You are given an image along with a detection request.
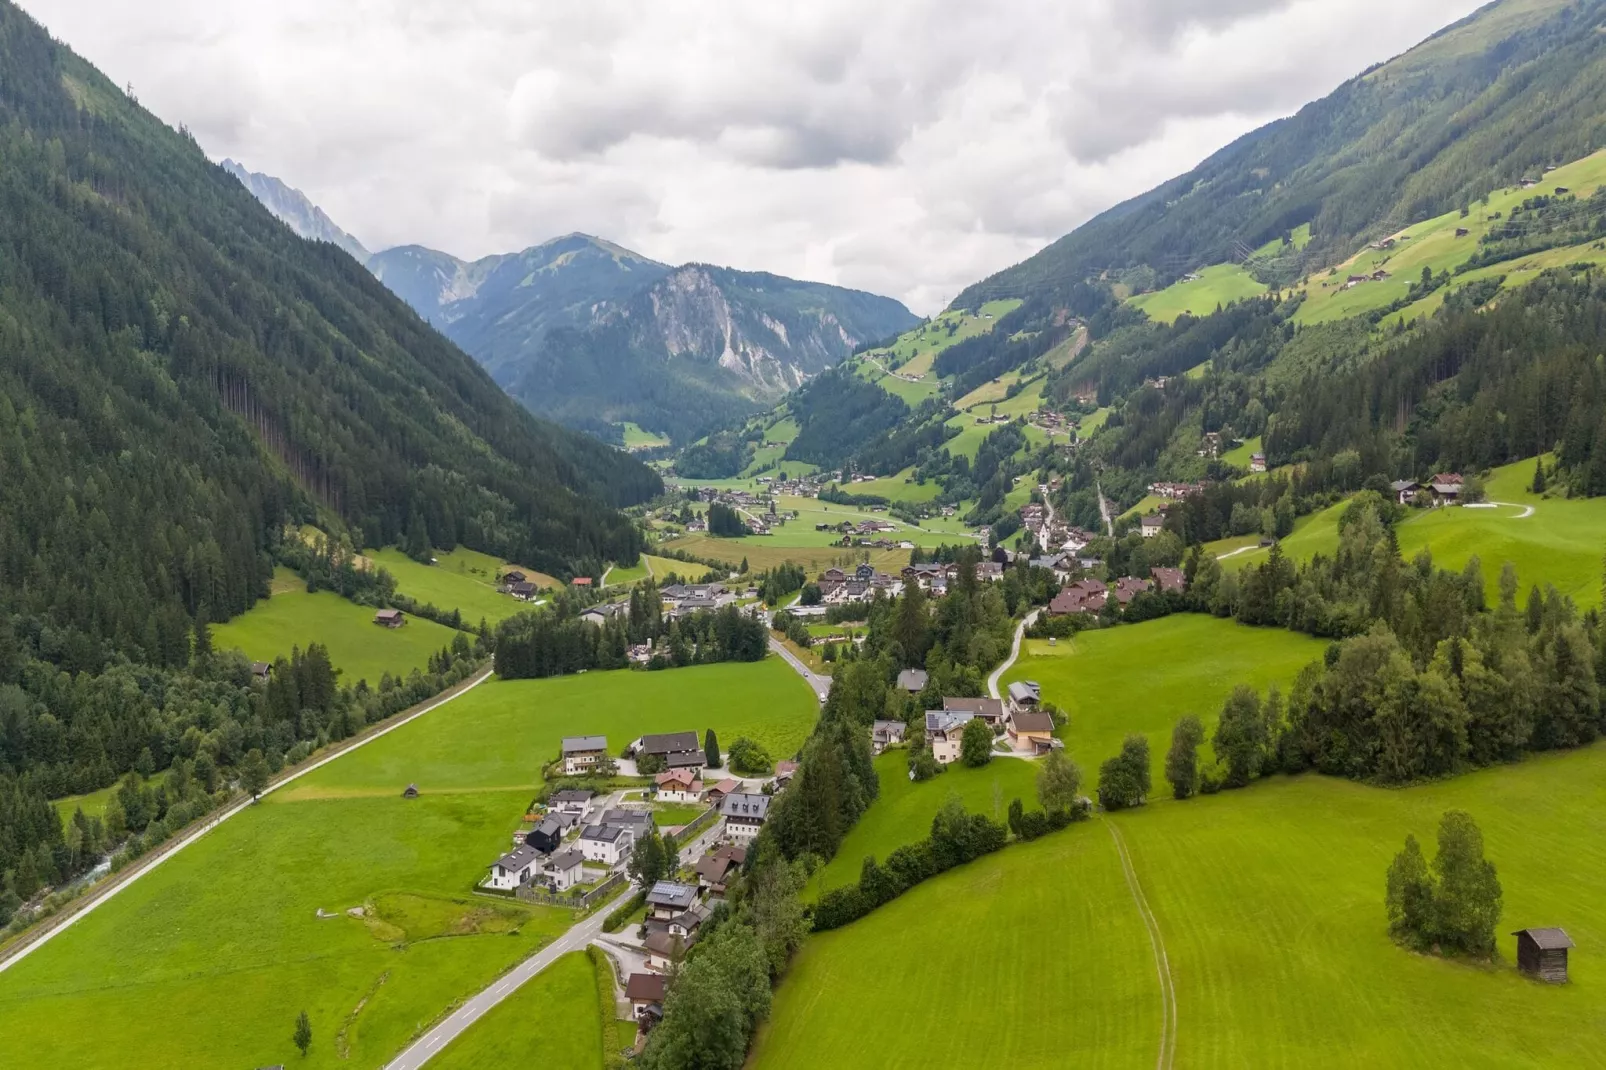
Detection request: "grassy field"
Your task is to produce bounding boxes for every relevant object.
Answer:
[1130,264,1268,324]
[754,743,1606,1069]
[1003,615,1327,783]
[843,469,944,504]
[662,535,909,576]
[430,951,607,1070]
[805,751,1039,900]
[620,422,670,450]
[52,771,169,825]
[0,659,816,1070]
[368,548,530,625]
[213,568,465,687]
[1221,435,1262,469]
[603,555,648,587]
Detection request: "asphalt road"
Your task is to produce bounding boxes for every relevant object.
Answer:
[768,636,831,702]
[988,608,1040,701]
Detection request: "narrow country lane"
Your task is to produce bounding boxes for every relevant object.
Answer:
[988,609,1040,701]
[768,636,831,702]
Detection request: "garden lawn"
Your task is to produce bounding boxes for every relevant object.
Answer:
[213,569,464,687]
[0,660,816,1070]
[368,548,530,625]
[804,750,1040,900]
[1003,615,1327,784]
[429,951,605,1070]
[755,743,1606,1069]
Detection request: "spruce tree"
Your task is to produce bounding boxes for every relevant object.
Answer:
[704,729,721,770]
[294,1010,312,1057]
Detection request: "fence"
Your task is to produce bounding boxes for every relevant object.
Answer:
[517,871,628,911]
[674,806,719,843]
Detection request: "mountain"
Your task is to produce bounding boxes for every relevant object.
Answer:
[0,0,658,672]
[221,158,371,261]
[369,235,921,443]
[955,0,1596,310]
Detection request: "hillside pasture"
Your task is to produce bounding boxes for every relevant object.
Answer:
[1129,264,1268,324]
[1003,615,1327,783]
[754,743,1606,1069]
[368,548,531,625]
[0,660,816,1070]
[213,569,464,687]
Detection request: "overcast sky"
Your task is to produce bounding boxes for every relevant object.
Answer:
[25,0,1486,314]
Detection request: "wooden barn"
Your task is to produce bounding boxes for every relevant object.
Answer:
[1513,927,1574,983]
[402,783,419,799]
[374,608,406,628]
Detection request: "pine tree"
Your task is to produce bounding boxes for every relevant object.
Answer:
[294,1010,312,1057]
[704,729,721,770]
[1531,457,1546,494]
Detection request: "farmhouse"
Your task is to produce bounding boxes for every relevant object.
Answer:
[579,823,635,866]
[925,709,976,765]
[695,844,747,896]
[871,719,907,754]
[548,848,584,892]
[510,580,539,600]
[896,668,929,693]
[720,793,772,842]
[1113,576,1153,606]
[1139,514,1165,539]
[655,768,704,804]
[1390,479,1421,505]
[626,972,669,1020]
[1512,927,1573,983]
[486,844,540,891]
[250,661,272,682]
[560,735,609,775]
[1250,453,1268,473]
[1007,709,1059,754]
[374,608,405,628]
[501,570,527,587]
[637,731,705,771]
[1006,680,1041,716]
[943,696,1006,731]
[550,788,593,816]
[1430,473,1464,504]
[644,931,687,972]
[1049,578,1108,615]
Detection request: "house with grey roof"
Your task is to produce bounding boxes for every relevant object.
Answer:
[560,735,609,776]
[486,844,541,891]
[719,793,772,842]
[924,709,976,765]
[872,719,907,754]
[579,823,635,866]
[637,731,705,771]
[548,848,585,892]
[896,668,929,693]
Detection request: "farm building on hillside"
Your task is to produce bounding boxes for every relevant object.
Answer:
[1249,453,1268,473]
[1140,514,1165,538]
[374,608,405,628]
[1513,928,1574,983]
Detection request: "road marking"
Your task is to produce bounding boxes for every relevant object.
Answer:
[1107,819,1176,1070]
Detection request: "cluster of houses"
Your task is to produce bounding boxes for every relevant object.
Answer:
[916,686,1061,763]
[1047,567,1184,616]
[659,581,742,618]
[1343,268,1392,289]
[1148,481,1205,501]
[755,475,823,498]
[1390,473,1464,506]
[1019,502,1098,558]
[497,570,544,602]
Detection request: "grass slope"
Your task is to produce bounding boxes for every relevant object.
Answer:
[429,951,605,1070]
[1130,264,1269,324]
[369,548,532,625]
[1003,615,1327,783]
[755,743,1606,1069]
[0,660,816,1070]
[213,568,464,687]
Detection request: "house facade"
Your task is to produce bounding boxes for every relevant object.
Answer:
[637,731,705,772]
[719,793,771,842]
[549,848,584,891]
[560,735,609,776]
[486,844,540,891]
[655,769,704,804]
[925,709,976,765]
[579,823,635,866]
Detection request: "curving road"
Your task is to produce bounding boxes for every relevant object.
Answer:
[769,636,831,702]
[988,609,1041,701]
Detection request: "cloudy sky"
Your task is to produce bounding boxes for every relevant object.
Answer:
[25,0,1486,313]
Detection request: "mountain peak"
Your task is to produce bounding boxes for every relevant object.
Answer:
[220,159,370,262]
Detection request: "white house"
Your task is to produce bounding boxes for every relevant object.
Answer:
[924,709,975,765]
[560,735,609,776]
[548,848,585,892]
[486,844,541,891]
[1139,514,1164,539]
[580,823,635,866]
[655,768,704,805]
[549,789,593,817]
[719,793,771,842]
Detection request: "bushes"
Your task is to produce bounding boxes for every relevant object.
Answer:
[812,799,1008,931]
[1097,734,1152,810]
[602,890,647,934]
[1386,810,1502,958]
[1007,797,1091,841]
[727,737,773,776]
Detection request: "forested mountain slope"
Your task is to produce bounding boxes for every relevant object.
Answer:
[0,0,656,671]
[955,0,1599,308]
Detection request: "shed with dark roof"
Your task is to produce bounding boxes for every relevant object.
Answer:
[1513,928,1574,983]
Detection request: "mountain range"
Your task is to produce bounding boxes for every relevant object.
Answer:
[223,164,920,444]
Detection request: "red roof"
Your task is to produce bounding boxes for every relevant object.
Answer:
[572,577,593,586]
[626,973,668,1002]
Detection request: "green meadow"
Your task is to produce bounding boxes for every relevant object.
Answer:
[212,568,465,687]
[753,743,1606,1069]
[1130,263,1268,324]
[51,771,168,825]
[1003,615,1328,783]
[368,547,531,625]
[805,751,1039,900]
[430,952,609,1070]
[0,659,817,1070]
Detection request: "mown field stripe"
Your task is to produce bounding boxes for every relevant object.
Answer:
[1108,818,1176,1070]
[0,665,494,975]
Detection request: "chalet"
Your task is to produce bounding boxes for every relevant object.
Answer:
[645,881,701,924]
[1513,927,1573,983]
[374,608,405,628]
[1139,514,1165,539]
[871,719,907,754]
[250,661,272,682]
[486,844,540,891]
[525,813,574,854]
[943,696,1006,731]
[655,769,704,805]
[549,789,593,816]
[561,736,609,776]
[1390,479,1422,506]
[579,823,635,866]
[1249,453,1268,474]
[977,561,1005,583]
[1006,681,1041,717]
[548,848,584,892]
[1430,473,1464,504]
[896,668,929,693]
[510,580,539,600]
[924,709,976,765]
[1007,709,1059,754]
[501,570,528,587]
[720,793,772,842]
[637,731,705,771]
[694,845,747,896]
[626,972,669,1020]
[1151,567,1185,595]
[644,931,687,972]
[702,778,740,806]
[1113,576,1152,606]
[822,567,848,584]
[1050,578,1108,616]
[902,563,949,589]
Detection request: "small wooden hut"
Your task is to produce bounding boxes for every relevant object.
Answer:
[1513,928,1573,983]
[402,783,419,799]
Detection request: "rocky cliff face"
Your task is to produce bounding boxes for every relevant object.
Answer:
[220,160,370,261]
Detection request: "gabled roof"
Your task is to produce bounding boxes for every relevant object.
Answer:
[640,731,701,755]
[626,972,668,1002]
[925,709,975,735]
[1006,681,1039,705]
[943,696,1004,719]
[896,668,929,692]
[705,777,740,796]
[549,847,583,871]
[550,789,594,804]
[646,881,700,910]
[1512,927,1574,950]
[1010,711,1056,735]
[495,844,539,872]
[720,793,771,820]
[561,735,608,754]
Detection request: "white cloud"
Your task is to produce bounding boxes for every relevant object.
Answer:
[20,0,1486,313]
